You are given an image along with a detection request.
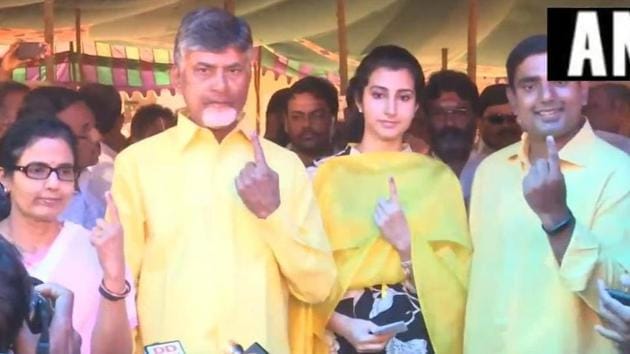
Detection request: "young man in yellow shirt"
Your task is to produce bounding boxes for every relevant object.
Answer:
[464,35,630,354]
[111,8,336,354]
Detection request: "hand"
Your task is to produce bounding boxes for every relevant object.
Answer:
[522,136,570,228]
[235,132,280,219]
[36,283,82,354]
[337,317,395,353]
[374,177,411,260]
[596,277,630,353]
[15,283,81,354]
[1,41,48,72]
[90,192,126,292]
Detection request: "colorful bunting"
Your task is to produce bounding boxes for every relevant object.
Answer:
[6,42,340,93]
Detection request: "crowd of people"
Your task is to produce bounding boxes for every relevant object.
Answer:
[0,6,628,354]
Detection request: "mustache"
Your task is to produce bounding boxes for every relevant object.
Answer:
[297,128,319,139]
[435,126,474,140]
[202,100,232,105]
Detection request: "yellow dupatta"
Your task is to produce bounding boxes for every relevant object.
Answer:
[291,152,471,354]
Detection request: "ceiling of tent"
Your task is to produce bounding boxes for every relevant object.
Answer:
[0,0,628,79]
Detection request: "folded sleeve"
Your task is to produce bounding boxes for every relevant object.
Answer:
[559,168,630,310]
[110,151,147,293]
[260,160,337,304]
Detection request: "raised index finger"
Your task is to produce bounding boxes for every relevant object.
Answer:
[105,191,120,224]
[389,176,399,202]
[546,135,561,173]
[249,131,268,167]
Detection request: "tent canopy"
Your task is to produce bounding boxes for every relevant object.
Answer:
[0,0,627,79]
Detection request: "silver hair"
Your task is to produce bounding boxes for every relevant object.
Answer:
[173,7,253,66]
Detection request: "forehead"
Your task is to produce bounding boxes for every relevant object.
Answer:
[18,137,73,163]
[287,92,328,110]
[483,103,513,116]
[183,47,250,66]
[3,90,27,103]
[57,101,95,125]
[514,53,547,82]
[367,67,415,90]
[588,87,610,104]
[431,91,468,107]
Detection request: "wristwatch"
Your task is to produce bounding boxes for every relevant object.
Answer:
[542,210,575,236]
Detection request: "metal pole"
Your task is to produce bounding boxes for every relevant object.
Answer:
[467,0,478,83]
[441,48,448,70]
[44,0,55,83]
[75,3,83,84]
[336,0,349,94]
[224,0,235,14]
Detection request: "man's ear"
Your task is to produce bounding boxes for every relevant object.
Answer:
[506,86,518,115]
[170,65,182,91]
[618,100,630,115]
[0,168,11,192]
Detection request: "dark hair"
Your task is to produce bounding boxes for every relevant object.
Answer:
[352,45,425,105]
[79,83,121,135]
[265,88,290,146]
[0,236,31,352]
[288,76,339,117]
[506,34,547,89]
[344,77,364,143]
[0,81,28,112]
[0,118,78,174]
[174,7,253,66]
[130,104,176,142]
[17,86,84,121]
[479,83,509,115]
[266,88,291,117]
[424,70,480,115]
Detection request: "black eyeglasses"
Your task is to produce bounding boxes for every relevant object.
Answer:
[487,114,517,125]
[429,107,471,123]
[12,162,77,182]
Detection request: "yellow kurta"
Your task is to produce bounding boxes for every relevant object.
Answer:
[111,114,336,354]
[293,152,471,354]
[465,121,630,354]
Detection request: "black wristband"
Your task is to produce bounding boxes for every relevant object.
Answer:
[541,210,575,236]
[99,279,131,301]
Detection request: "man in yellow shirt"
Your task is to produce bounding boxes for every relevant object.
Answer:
[111,8,336,354]
[464,35,630,354]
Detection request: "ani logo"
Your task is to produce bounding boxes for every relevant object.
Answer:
[548,8,630,80]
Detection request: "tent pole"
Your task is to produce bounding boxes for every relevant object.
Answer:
[75,2,83,85]
[254,48,262,124]
[467,0,478,83]
[441,48,448,70]
[44,0,55,83]
[336,0,349,95]
[224,0,235,14]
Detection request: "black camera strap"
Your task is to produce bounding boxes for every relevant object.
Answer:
[35,306,51,354]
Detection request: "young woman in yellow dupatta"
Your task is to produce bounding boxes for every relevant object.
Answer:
[292,45,471,354]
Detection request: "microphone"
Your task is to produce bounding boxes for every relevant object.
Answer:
[244,343,269,354]
[144,340,186,354]
[226,341,268,354]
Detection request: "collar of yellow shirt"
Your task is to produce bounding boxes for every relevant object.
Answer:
[174,111,259,150]
[510,118,597,170]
